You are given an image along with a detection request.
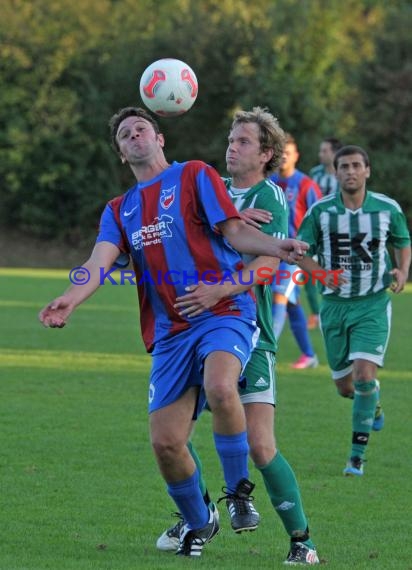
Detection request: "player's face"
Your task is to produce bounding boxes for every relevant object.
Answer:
[279,143,299,175]
[335,153,370,194]
[116,116,164,165]
[319,142,334,166]
[226,123,272,179]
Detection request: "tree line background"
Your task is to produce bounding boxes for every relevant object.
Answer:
[0,0,411,257]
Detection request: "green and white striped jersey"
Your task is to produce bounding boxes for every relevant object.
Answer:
[309,164,339,196]
[298,190,411,299]
[224,178,288,352]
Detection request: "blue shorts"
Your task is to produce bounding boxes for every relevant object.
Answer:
[148,316,259,415]
[271,261,300,305]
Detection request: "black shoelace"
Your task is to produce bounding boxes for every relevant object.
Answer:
[217,487,255,512]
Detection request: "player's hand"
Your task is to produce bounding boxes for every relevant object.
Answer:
[239,208,273,229]
[276,239,309,264]
[39,296,75,328]
[324,269,347,290]
[174,283,227,318]
[390,268,408,293]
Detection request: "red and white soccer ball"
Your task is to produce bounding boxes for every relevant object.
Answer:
[139,58,198,117]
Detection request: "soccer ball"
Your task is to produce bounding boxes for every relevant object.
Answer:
[139,58,198,117]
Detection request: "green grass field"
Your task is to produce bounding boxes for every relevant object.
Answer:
[1,268,412,570]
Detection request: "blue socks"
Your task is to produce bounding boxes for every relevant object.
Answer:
[168,432,249,529]
[167,469,209,530]
[214,431,249,492]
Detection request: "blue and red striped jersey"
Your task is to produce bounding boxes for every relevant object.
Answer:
[270,170,322,237]
[96,161,256,351]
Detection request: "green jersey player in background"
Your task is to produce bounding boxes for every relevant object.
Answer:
[298,145,411,476]
[309,137,343,197]
[157,107,319,565]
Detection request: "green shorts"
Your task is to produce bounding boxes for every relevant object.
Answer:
[239,348,276,405]
[319,291,392,380]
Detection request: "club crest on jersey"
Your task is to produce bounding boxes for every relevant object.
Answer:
[160,186,176,210]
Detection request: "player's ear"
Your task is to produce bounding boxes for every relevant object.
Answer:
[120,155,126,164]
[263,148,274,163]
[365,166,371,179]
[158,133,165,148]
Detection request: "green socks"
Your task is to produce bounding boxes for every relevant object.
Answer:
[351,379,379,459]
[188,441,315,547]
[257,452,314,548]
[187,440,208,498]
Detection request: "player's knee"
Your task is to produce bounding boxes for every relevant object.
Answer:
[249,441,276,466]
[206,381,238,410]
[352,372,376,382]
[151,436,183,461]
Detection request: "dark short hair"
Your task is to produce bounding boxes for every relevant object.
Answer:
[333,145,370,170]
[284,133,298,148]
[109,107,160,152]
[323,137,343,153]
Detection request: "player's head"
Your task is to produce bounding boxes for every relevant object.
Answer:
[226,107,285,177]
[319,137,343,166]
[334,145,370,193]
[334,145,370,170]
[109,107,160,155]
[279,133,299,176]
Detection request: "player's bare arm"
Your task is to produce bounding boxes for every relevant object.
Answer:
[39,241,120,328]
[218,217,308,264]
[174,256,279,318]
[390,246,412,293]
[298,255,347,290]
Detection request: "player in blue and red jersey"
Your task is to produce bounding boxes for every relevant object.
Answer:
[39,107,308,558]
[156,107,319,565]
[270,134,322,369]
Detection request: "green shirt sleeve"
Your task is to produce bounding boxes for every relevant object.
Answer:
[388,208,411,249]
[254,192,288,239]
[297,211,319,256]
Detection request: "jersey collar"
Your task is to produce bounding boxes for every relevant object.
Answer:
[337,189,372,213]
[228,178,267,201]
